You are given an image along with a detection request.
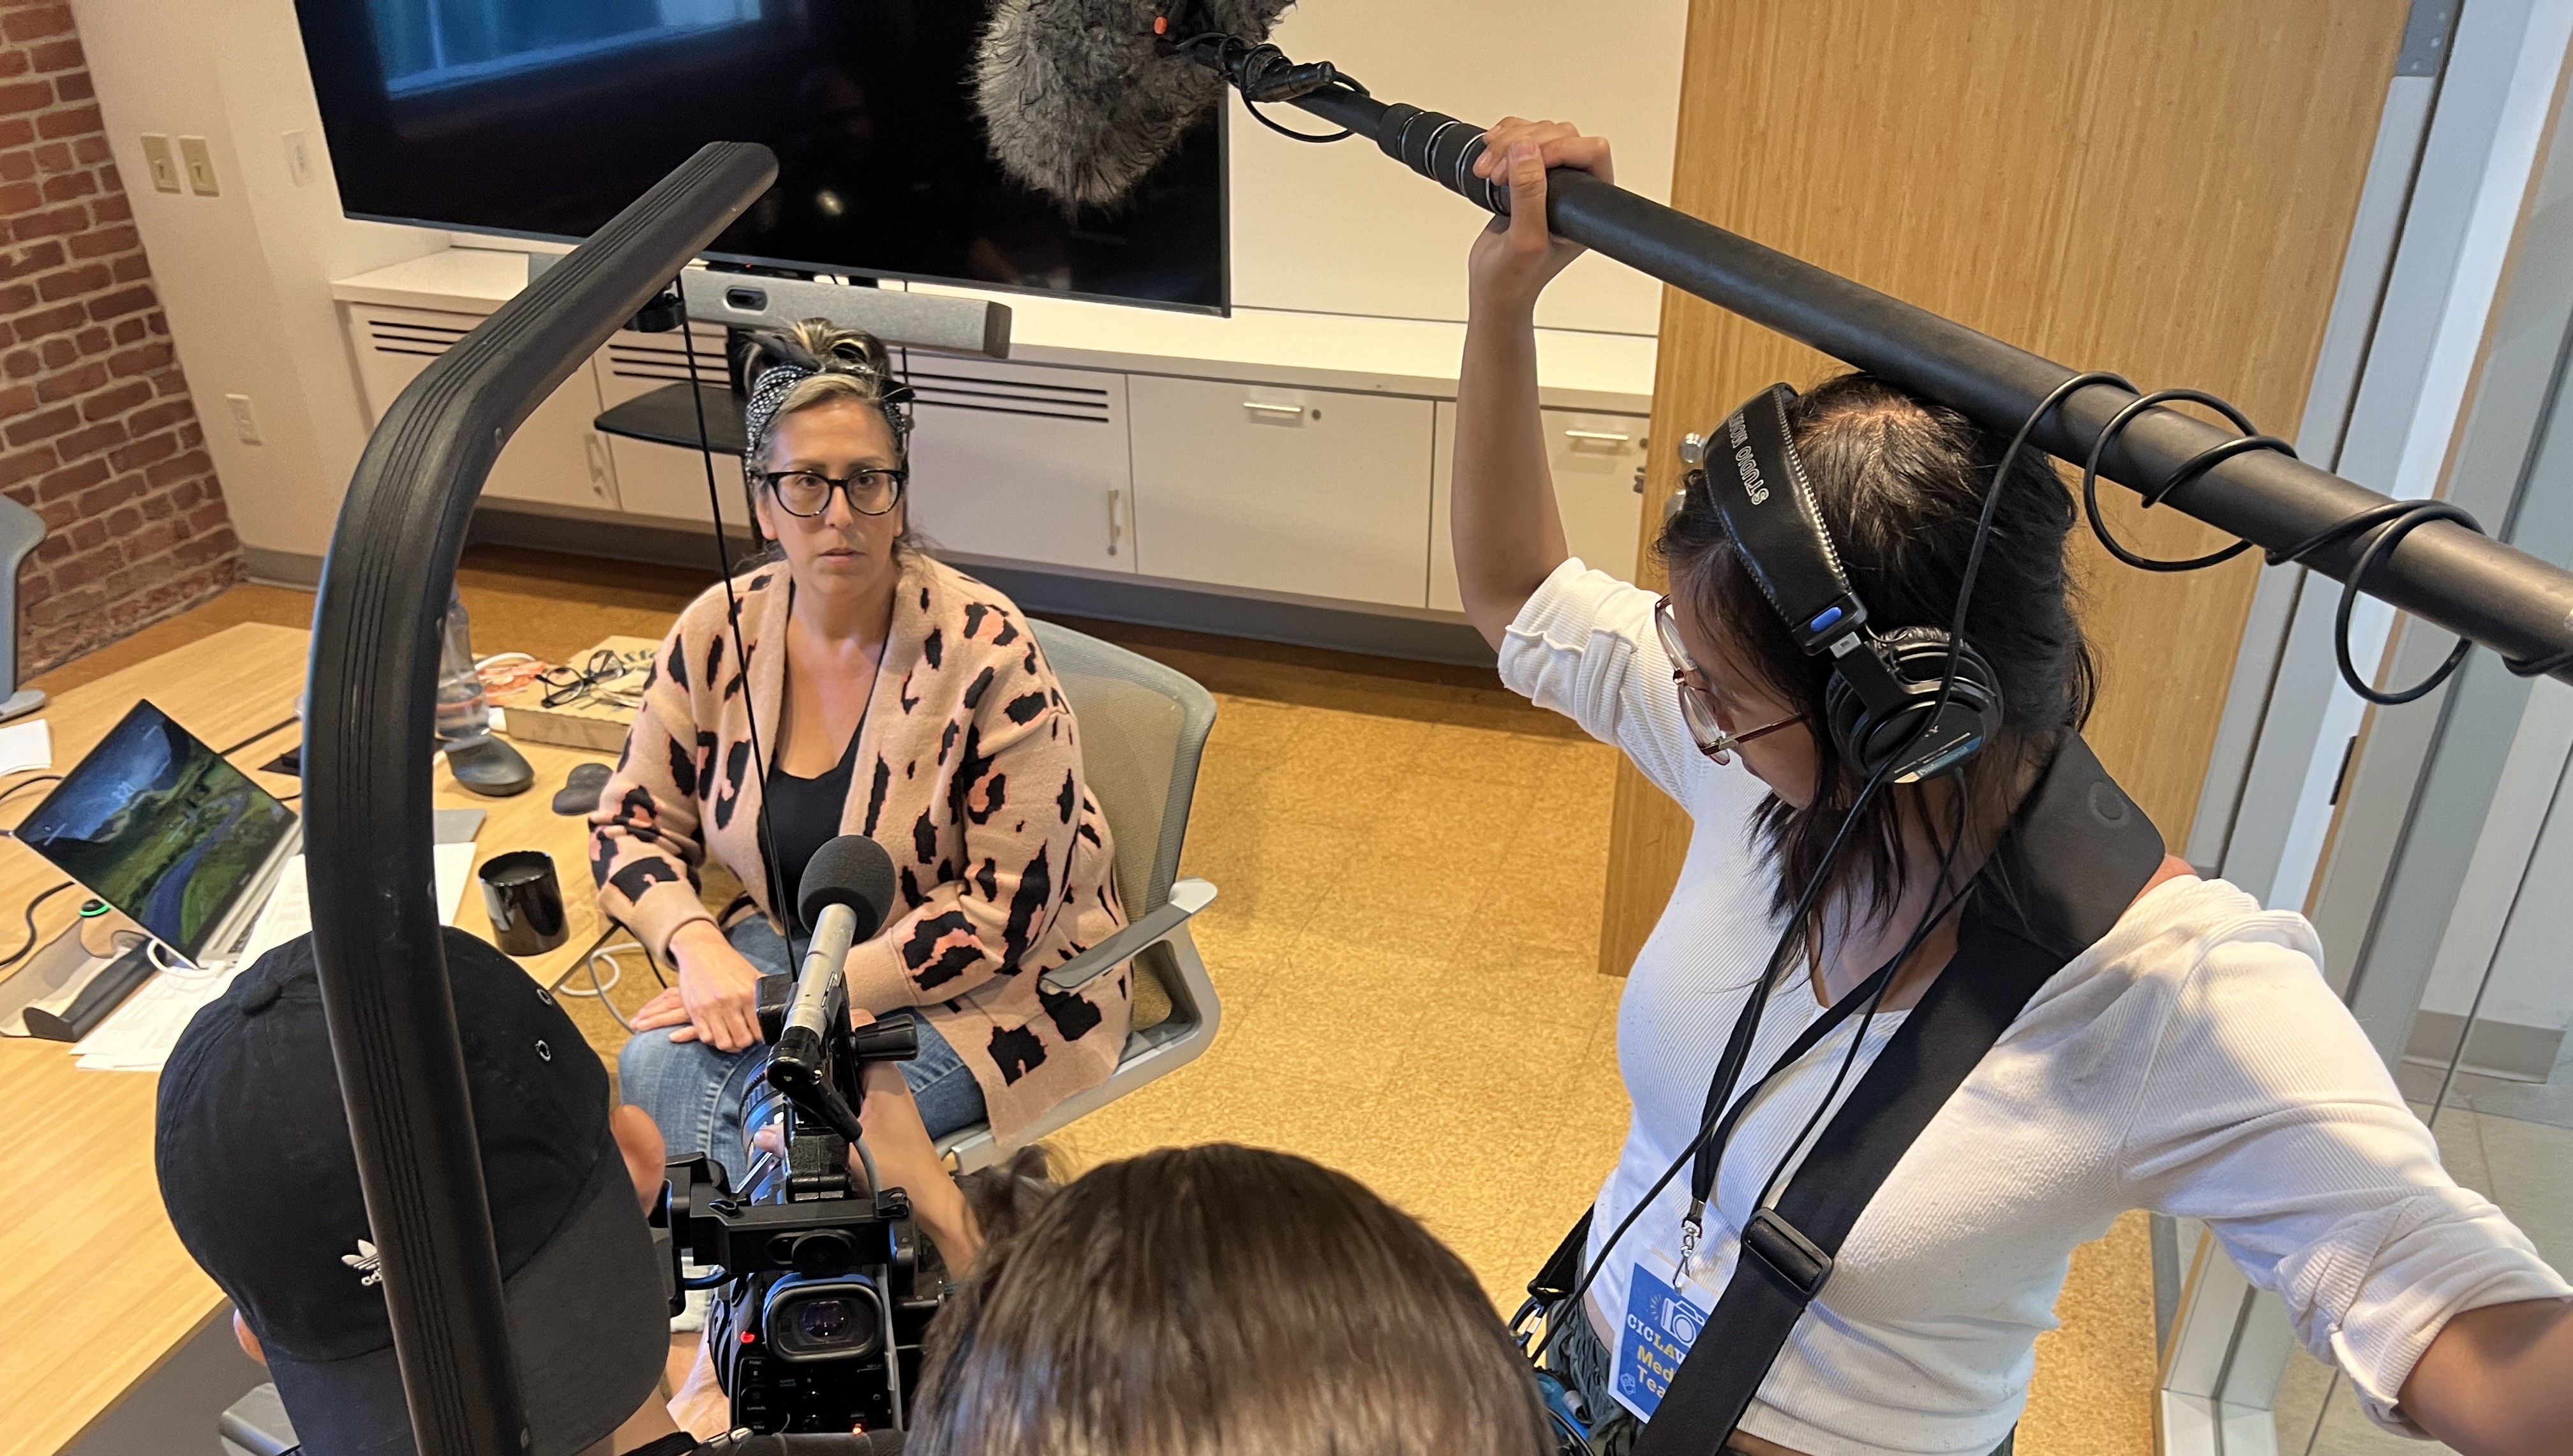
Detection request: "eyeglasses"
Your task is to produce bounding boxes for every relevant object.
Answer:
[761,468,906,519]
[1653,595,1805,764]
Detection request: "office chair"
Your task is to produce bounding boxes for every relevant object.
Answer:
[0,493,47,721]
[933,620,1221,1173]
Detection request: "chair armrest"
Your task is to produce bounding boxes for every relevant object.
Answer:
[1038,878,1216,992]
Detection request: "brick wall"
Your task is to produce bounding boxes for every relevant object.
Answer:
[0,1,235,677]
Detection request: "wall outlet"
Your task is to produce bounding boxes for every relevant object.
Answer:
[224,393,262,446]
[281,130,313,188]
[177,135,218,197]
[138,134,180,193]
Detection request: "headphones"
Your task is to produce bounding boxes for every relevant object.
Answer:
[1680,383,2002,784]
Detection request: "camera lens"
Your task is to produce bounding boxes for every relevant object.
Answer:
[798,1298,851,1342]
[764,1277,881,1361]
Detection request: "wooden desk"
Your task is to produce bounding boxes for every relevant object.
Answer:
[0,623,624,1456]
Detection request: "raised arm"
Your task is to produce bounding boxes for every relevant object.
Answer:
[1452,120,1614,648]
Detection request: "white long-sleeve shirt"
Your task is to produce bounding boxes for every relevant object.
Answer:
[1498,559,2567,1455]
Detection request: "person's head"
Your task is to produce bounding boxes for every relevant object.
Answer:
[156,930,670,1456]
[739,318,914,598]
[906,1143,1555,1456]
[1659,373,2093,924]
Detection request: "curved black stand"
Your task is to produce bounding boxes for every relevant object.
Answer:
[304,142,776,1456]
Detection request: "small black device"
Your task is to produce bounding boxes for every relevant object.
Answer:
[1682,384,2003,784]
[653,835,935,1436]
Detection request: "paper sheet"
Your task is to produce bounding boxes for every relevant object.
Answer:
[0,718,50,776]
[74,843,479,1072]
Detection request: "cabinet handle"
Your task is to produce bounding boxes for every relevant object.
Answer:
[1565,429,1632,444]
[1107,488,1122,557]
[1242,401,1304,415]
[583,432,613,497]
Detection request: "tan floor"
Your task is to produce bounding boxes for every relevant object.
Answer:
[56,546,2157,1456]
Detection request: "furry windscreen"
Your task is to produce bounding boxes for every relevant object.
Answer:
[974,0,1298,211]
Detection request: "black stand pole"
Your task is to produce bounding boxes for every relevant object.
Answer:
[1261,80,2573,685]
[302,142,776,1456]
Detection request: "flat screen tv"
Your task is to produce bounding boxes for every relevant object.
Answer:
[293,0,1228,313]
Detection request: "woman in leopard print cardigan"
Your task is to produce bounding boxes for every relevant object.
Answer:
[599,321,1129,1177]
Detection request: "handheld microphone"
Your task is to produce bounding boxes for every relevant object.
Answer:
[770,835,898,1084]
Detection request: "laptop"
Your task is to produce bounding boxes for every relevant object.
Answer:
[14,699,301,970]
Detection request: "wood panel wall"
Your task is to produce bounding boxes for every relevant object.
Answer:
[1599,0,2412,976]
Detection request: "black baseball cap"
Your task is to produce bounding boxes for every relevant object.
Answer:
[156,929,667,1456]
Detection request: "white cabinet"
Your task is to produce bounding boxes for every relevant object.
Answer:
[346,306,619,512]
[900,355,1133,574]
[595,323,746,528]
[1128,377,1435,607]
[1429,403,1649,613]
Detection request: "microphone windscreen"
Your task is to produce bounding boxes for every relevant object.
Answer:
[974,0,1299,209]
[798,834,899,943]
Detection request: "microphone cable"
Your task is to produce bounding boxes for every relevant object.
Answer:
[676,287,809,1042]
[1160,21,1373,144]
[2049,376,2537,707]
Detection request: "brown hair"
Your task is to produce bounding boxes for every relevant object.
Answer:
[906,1143,1555,1456]
[1660,373,2094,927]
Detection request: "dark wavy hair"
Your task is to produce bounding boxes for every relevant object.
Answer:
[907,1143,1555,1456]
[1661,373,2096,927]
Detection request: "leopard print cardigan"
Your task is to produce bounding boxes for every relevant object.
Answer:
[589,551,1131,1140]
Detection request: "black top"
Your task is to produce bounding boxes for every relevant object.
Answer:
[766,723,865,933]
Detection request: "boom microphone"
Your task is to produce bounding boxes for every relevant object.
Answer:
[967,7,2573,688]
[974,0,1297,209]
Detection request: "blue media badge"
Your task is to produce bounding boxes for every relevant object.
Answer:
[1612,1252,1711,1422]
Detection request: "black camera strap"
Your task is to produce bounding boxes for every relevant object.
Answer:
[1631,735,2163,1456]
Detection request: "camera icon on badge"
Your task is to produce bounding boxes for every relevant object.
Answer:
[1660,1300,1704,1343]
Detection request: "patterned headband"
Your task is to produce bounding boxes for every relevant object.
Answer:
[740,353,916,477]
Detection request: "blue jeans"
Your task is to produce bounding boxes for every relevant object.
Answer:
[617,917,987,1188]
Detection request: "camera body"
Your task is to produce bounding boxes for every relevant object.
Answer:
[653,971,942,1435]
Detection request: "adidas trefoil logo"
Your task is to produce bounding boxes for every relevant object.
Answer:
[343,1238,383,1287]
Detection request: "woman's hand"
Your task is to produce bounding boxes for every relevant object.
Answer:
[664,920,765,1053]
[1466,119,1614,318]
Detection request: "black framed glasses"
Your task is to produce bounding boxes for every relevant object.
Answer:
[1653,595,1804,764]
[761,468,907,519]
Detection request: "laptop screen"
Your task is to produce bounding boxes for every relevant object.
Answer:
[16,700,298,960]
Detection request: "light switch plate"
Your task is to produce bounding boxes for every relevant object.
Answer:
[138,133,179,193]
[281,129,312,187]
[223,393,261,445]
[176,135,217,196]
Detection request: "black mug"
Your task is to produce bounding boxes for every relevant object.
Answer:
[480,849,568,956]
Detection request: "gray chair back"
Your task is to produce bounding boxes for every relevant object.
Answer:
[1029,620,1216,920]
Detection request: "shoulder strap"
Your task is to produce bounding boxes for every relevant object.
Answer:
[1631,736,2161,1455]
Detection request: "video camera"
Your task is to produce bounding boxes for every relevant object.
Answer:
[648,836,937,1435]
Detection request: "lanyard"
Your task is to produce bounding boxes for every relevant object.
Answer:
[1680,956,1896,1268]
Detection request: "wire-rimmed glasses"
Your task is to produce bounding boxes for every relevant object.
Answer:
[1652,595,1805,764]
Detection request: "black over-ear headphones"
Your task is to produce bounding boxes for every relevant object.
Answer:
[1680,383,2002,784]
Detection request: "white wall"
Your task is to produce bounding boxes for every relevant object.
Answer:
[1235,1,1687,334]
[69,0,446,568]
